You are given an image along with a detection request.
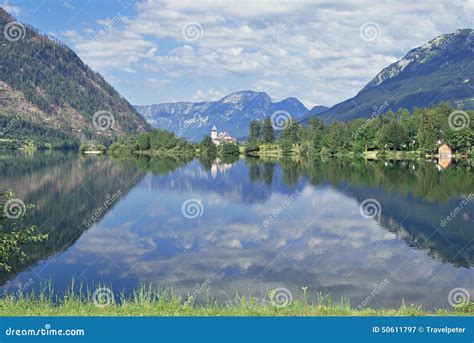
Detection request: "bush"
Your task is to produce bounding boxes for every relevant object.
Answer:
[453,302,474,313]
[221,143,240,156]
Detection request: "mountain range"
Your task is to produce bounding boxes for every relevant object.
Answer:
[306,29,474,123]
[135,91,310,140]
[0,8,149,144]
[1,6,472,144]
[138,29,473,137]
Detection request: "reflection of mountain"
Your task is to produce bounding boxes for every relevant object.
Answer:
[303,160,473,268]
[274,158,473,267]
[1,155,472,309]
[346,185,473,268]
[0,152,145,285]
[137,157,473,267]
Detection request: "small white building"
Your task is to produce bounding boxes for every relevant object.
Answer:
[211,125,237,146]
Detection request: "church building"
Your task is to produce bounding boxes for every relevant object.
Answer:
[211,125,238,146]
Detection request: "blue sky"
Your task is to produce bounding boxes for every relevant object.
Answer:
[3,0,473,108]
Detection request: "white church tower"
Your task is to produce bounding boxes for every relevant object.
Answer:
[211,125,218,140]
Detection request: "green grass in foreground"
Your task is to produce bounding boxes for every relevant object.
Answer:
[1,284,473,316]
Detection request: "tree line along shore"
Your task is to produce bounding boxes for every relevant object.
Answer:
[103,103,473,162]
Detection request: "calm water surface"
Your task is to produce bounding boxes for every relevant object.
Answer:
[1,152,473,309]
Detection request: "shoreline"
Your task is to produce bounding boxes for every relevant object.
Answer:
[0,299,474,317]
[0,286,472,317]
[2,300,471,317]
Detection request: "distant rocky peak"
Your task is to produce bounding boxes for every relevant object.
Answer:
[362,29,473,92]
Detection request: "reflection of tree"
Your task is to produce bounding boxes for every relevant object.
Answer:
[198,156,214,171]
[246,157,261,183]
[0,153,145,285]
[220,153,239,165]
[245,158,276,185]
[134,155,193,175]
[280,158,304,187]
[314,159,474,267]
[251,157,474,267]
[263,162,275,186]
[299,158,474,203]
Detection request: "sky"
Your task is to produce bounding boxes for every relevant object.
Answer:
[3,0,473,108]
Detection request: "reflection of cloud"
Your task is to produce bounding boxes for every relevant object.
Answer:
[26,174,469,309]
[4,160,472,310]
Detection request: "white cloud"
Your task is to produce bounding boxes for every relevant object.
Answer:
[65,0,469,106]
[2,0,21,15]
[191,88,228,102]
[63,1,75,10]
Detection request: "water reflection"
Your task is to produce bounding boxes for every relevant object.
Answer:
[0,153,473,309]
[438,157,452,170]
[0,152,145,284]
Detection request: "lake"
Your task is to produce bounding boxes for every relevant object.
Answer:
[0,151,473,309]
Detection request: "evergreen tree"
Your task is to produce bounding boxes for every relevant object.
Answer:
[326,122,345,154]
[136,132,151,150]
[379,121,408,151]
[262,117,275,143]
[306,116,325,151]
[416,109,442,152]
[249,120,262,143]
[280,119,303,144]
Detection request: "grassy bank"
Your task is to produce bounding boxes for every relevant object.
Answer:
[245,143,474,161]
[1,286,472,316]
